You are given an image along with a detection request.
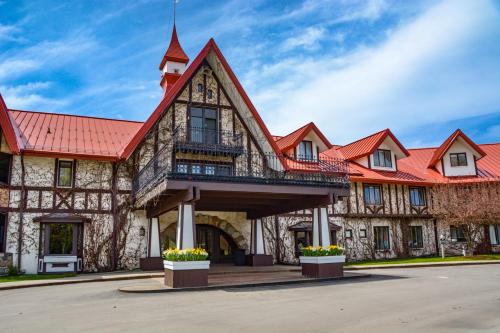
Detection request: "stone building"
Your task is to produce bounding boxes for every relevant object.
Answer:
[0,25,498,274]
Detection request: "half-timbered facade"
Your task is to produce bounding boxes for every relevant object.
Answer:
[0,25,498,274]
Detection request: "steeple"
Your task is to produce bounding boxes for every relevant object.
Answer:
[159,23,189,94]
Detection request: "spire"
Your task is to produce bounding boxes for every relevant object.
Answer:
[159,24,189,70]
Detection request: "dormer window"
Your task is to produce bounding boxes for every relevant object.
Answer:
[373,149,392,168]
[298,140,313,161]
[450,153,467,167]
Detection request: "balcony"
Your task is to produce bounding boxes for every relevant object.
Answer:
[173,125,244,156]
[132,143,350,200]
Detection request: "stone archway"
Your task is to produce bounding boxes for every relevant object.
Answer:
[195,214,248,251]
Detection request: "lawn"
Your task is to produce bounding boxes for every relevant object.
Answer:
[345,254,500,266]
[0,273,76,283]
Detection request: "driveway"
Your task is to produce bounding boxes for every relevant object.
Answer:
[1,265,499,333]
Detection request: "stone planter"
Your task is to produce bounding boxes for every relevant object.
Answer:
[299,255,345,278]
[163,260,210,288]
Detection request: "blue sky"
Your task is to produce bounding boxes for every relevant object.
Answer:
[0,0,499,147]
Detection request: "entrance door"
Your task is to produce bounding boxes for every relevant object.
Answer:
[196,225,237,263]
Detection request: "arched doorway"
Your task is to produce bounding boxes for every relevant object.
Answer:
[160,224,239,264]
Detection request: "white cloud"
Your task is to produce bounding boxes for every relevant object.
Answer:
[1,81,69,110]
[248,0,500,145]
[281,27,326,51]
[0,32,97,80]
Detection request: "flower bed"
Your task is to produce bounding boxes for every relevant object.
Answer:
[300,245,344,257]
[162,248,209,261]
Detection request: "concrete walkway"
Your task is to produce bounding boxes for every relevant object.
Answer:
[0,259,498,291]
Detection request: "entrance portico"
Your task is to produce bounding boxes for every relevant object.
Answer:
[140,178,348,270]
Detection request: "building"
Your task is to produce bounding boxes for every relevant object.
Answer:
[0,26,498,274]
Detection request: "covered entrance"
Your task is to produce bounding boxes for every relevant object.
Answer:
[196,225,239,264]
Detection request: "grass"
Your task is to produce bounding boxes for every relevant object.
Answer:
[345,254,500,266]
[0,273,76,283]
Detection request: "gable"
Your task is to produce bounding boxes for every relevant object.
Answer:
[121,39,283,171]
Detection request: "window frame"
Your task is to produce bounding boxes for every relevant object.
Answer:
[374,226,390,251]
[449,152,467,167]
[297,140,314,161]
[345,229,353,239]
[359,229,367,238]
[43,223,79,256]
[373,149,392,168]
[363,184,382,206]
[188,106,219,144]
[491,225,500,245]
[450,226,466,242]
[0,152,12,185]
[409,187,426,207]
[56,160,74,188]
[0,213,6,252]
[409,225,423,249]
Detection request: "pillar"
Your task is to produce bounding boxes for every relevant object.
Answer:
[176,203,196,250]
[250,219,265,255]
[247,218,273,266]
[312,207,330,247]
[148,217,161,257]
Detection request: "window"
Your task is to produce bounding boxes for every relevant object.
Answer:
[345,229,353,238]
[409,187,426,206]
[189,107,218,144]
[364,184,382,205]
[450,153,467,167]
[490,225,500,245]
[57,160,73,187]
[207,89,213,99]
[175,162,232,177]
[48,223,74,255]
[197,83,203,92]
[410,226,423,248]
[359,229,367,238]
[374,226,390,251]
[373,149,392,168]
[173,68,180,74]
[0,213,5,252]
[450,226,466,242]
[0,153,11,184]
[298,141,313,161]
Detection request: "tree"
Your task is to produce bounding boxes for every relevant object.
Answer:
[431,181,500,256]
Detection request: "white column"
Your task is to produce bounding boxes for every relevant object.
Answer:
[250,219,265,255]
[176,203,195,250]
[149,217,161,257]
[312,207,331,247]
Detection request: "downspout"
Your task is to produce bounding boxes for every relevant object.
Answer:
[17,153,25,269]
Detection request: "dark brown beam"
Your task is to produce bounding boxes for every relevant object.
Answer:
[147,186,200,218]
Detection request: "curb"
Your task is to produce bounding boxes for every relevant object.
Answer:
[345,260,500,270]
[118,273,371,293]
[0,273,163,291]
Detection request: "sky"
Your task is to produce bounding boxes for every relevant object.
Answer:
[0,0,499,147]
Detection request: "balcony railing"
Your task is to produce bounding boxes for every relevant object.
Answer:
[132,142,350,197]
[173,125,244,155]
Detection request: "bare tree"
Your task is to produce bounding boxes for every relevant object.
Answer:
[431,181,500,256]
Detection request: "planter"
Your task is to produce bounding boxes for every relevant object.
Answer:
[163,260,210,288]
[299,255,345,278]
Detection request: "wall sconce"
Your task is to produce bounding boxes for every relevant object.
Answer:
[139,226,146,237]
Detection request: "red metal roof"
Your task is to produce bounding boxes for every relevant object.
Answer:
[159,24,189,69]
[8,110,142,161]
[324,130,500,185]
[275,122,332,152]
[338,128,410,161]
[0,94,21,154]
[427,129,486,168]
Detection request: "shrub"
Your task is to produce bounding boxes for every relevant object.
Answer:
[162,248,209,261]
[7,264,19,276]
[300,245,344,257]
